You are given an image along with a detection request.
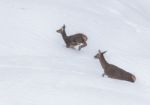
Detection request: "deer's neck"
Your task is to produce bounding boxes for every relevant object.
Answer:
[99,55,109,69]
[61,31,68,44]
[61,30,67,39]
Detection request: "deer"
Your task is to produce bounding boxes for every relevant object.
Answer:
[94,50,136,83]
[56,25,88,50]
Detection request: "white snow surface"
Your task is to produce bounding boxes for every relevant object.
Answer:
[0,0,150,105]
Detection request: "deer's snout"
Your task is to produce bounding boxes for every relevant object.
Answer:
[56,29,62,33]
[94,54,98,59]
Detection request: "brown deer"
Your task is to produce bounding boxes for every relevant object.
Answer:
[94,50,136,83]
[56,25,88,50]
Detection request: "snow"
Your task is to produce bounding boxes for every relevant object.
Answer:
[0,0,150,105]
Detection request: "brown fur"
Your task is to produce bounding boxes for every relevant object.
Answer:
[94,50,136,83]
[56,25,87,50]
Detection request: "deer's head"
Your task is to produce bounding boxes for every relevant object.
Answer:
[56,24,65,34]
[94,50,107,59]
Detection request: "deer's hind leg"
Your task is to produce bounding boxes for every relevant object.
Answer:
[78,41,87,51]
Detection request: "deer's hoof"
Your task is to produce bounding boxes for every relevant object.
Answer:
[78,48,81,51]
[66,45,69,48]
[102,73,105,77]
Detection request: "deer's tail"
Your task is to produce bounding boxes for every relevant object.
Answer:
[82,35,88,42]
[131,75,136,82]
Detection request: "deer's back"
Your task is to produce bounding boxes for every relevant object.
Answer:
[68,33,87,45]
[105,64,136,82]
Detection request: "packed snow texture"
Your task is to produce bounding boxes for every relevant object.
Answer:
[0,0,150,105]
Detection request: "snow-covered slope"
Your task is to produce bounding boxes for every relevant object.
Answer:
[0,0,150,105]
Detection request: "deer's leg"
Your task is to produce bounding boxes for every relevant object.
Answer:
[66,43,70,48]
[66,45,69,48]
[78,41,87,50]
[65,40,71,48]
[70,45,75,49]
[66,44,75,49]
[102,73,106,77]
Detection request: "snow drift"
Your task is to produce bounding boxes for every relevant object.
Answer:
[0,0,150,105]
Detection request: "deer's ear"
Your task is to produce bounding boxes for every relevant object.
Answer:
[98,50,101,54]
[102,51,107,54]
[63,24,66,29]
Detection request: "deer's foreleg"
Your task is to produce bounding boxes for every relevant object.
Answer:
[102,73,106,77]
